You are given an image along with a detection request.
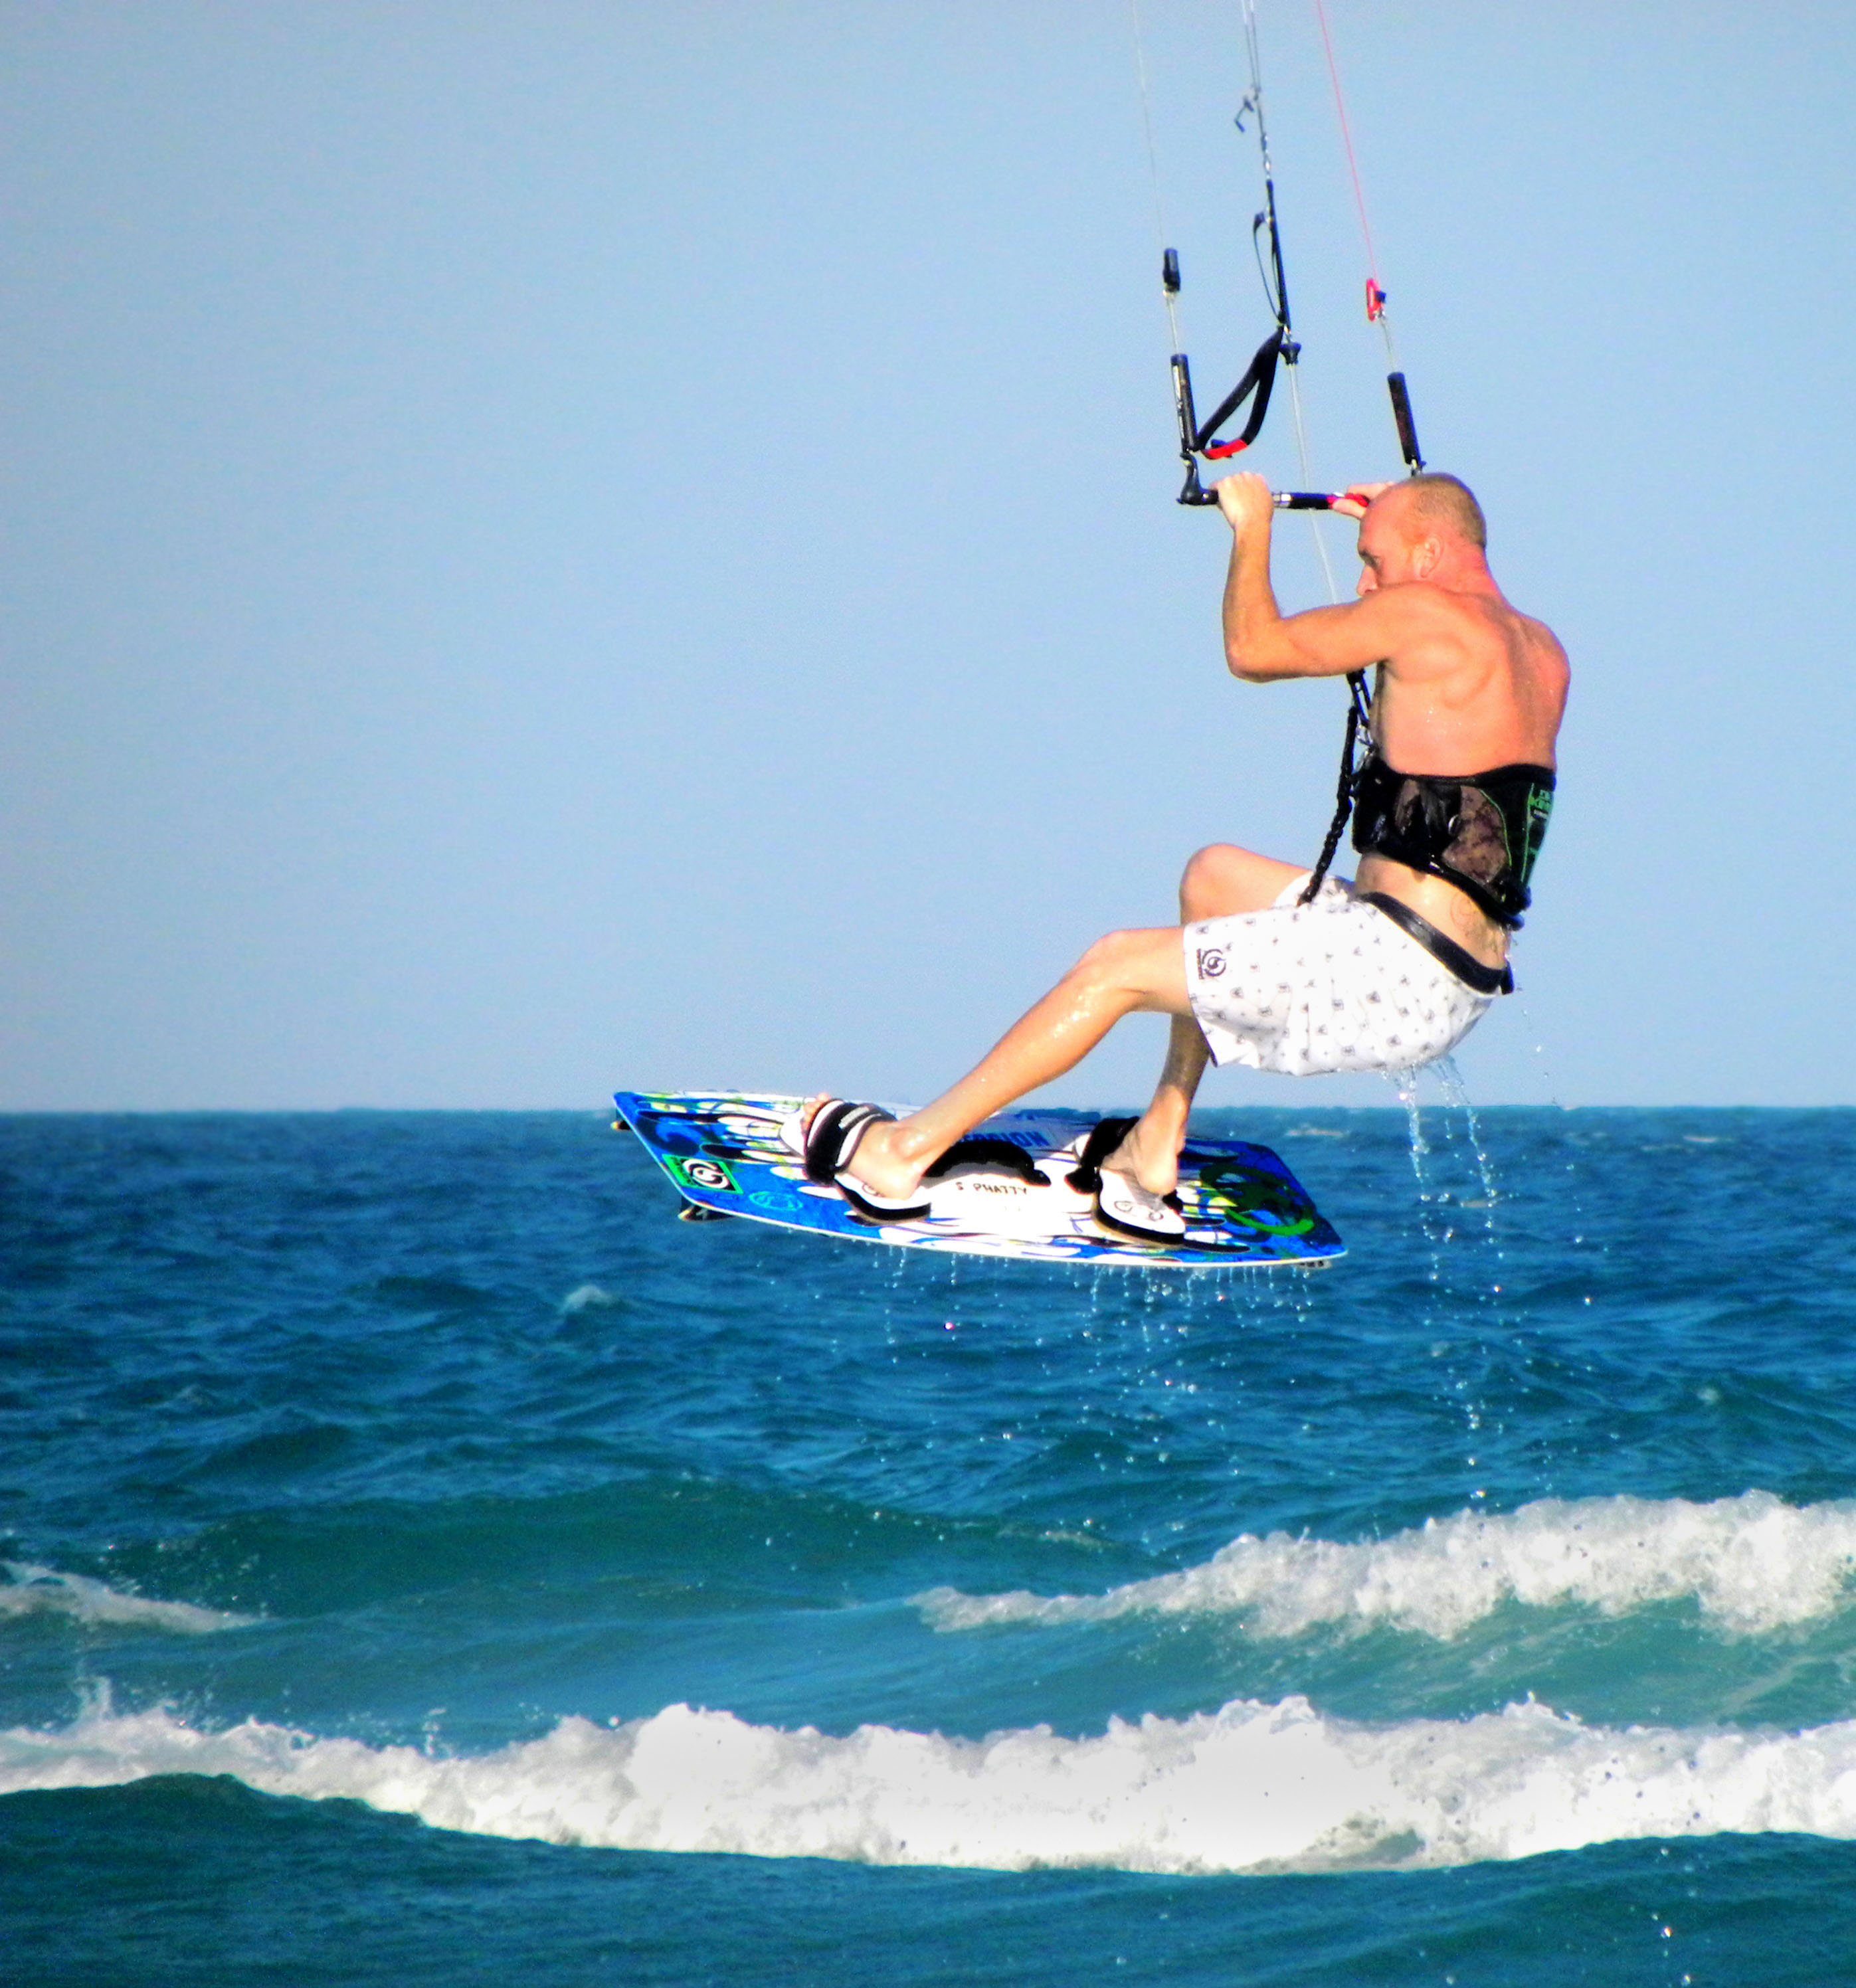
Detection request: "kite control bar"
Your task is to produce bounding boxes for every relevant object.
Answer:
[1180,483,1347,512]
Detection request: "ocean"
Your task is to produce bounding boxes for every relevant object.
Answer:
[3,1101,1855,1984]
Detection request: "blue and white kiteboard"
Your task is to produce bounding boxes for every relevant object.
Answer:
[613,1091,1343,1269]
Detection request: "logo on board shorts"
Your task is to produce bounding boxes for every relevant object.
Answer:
[1196,948,1228,980]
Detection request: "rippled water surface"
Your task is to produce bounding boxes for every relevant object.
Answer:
[4,1105,1855,1983]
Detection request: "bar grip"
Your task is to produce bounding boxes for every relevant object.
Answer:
[1187,488,1338,511]
[1387,371,1424,471]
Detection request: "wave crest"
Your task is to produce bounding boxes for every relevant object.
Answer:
[915,1492,1856,1639]
[0,1564,255,1635]
[5,1694,1856,1874]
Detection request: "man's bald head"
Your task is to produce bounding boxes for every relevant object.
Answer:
[1352,472,1493,597]
[1376,473,1487,553]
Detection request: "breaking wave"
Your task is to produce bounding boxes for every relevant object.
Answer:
[916,1492,1856,1639]
[5,1692,1855,1874]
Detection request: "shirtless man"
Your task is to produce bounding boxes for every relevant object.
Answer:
[798,468,1569,1241]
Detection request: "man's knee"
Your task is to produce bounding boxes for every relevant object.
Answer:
[1180,844,1245,919]
[1180,842,1302,920]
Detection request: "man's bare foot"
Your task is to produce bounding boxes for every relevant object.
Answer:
[1101,1111,1186,1198]
[796,1095,931,1202]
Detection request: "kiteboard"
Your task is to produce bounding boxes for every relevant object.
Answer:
[613,1091,1343,1269]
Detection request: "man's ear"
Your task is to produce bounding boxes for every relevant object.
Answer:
[1413,535,1443,579]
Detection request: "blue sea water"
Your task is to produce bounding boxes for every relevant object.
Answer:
[4,1101,1856,1984]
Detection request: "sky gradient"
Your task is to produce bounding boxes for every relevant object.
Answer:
[5,3,1853,1110]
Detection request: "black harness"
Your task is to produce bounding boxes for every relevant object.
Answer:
[1311,752,1556,999]
[1350,754,1556,929]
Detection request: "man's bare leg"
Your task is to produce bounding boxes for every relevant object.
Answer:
[1104,844,1309,1196]
[802,923,1196,1203]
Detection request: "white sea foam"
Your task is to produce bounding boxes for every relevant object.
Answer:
[0,1564,255,1635]
[6,1693,1856,1874]
[915,1493,1856,1641]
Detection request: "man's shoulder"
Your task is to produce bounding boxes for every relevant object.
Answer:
[1387,577,1485,620]
[1440,585,1558,655]
[1375,580,1486,650]
[1510,605,1571,679]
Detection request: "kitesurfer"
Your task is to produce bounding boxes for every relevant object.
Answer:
[799,469,1568,1241]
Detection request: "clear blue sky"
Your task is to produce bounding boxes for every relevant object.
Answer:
[5,2,1852,1110]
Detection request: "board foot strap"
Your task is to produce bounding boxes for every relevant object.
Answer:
[1064,1117,1140,1196]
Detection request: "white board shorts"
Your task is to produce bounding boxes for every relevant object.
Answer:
[1183,873,1495,1077]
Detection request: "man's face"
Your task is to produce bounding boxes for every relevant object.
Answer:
[1354,492,1424,597]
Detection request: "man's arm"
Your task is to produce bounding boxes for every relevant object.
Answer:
[1216,472,1433,683]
